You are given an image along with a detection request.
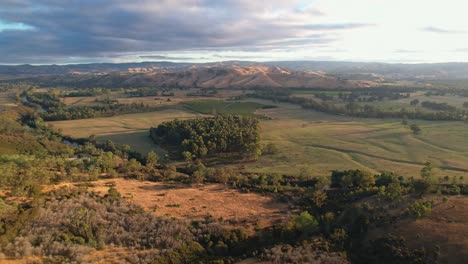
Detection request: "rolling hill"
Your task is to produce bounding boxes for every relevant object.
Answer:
[14,66,377,89]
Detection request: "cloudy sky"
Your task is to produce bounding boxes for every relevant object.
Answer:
[0,0,467,64]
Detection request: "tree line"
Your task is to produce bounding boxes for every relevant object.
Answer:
[249,90,468,121]
[20,90,162,121]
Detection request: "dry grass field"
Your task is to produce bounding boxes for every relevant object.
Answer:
[367,195,468,264]
[68,179,290,230]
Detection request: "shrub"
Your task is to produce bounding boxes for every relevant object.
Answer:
[407,200,433,218]
[286,211,319,239]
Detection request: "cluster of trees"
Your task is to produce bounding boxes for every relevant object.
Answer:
[337,89,410,102]
[249,167,447,263]
[62,88,110,97]
[0,109,167,195]
[401,117,423,135]
[150,115,261,160]
[42,102,159,121]
[0,82,36,92]
[421,101,458,112]
[360,235,439,264]
[123,87,159,97]
[20,90,161,121]
[289,88,413,103]
[187,88,218,97]
[250,90,468,121]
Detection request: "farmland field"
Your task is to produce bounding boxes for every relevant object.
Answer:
[60,88,244,107]
[48,98,468,180]
[244,100,468,180]
[183,99,272,115]
[48,109,203,154]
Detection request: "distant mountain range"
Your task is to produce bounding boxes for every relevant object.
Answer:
[2,60,468,89]
[2,60,468,77]
[21,66,378,89]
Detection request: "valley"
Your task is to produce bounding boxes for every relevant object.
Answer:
[1,64,468,263]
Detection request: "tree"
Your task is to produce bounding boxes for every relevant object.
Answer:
[88,134,97,144]
[408,200,432,218]
[413,162,436,196]
[121,144,131,153]
[191,162,206,184]
[145,151,159,167]
[331,170,374,189]
[215,167,232,185]
[413,179,432,196]
[410,99,419,106]
[105,140,117,152]
[464,102,468,109]
[245,143,262,160]
[96,151,116,173]
[286,211,319,238]
[262,142,279,155]
[310,190,327,208]
[182,151,193,162]
[377,182,404,202]
[420,161,433,179]
[401,115,408,126]
[410,124,421,135]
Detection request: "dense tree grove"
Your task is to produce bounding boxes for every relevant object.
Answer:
[150,115,261,159]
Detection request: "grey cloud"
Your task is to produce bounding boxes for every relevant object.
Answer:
[303,23,372,30]
[138,55,206,60]
[0,0,368,63]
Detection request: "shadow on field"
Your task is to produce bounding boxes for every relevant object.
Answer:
[97,130,167,156]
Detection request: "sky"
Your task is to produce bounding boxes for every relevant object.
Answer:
[0,0,467,64]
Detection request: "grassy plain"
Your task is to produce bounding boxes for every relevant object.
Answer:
[245,99,468,180]
[48,109,203,154]
[183,99,269,115]
[60,89,244,107]
[48,96,468,180]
